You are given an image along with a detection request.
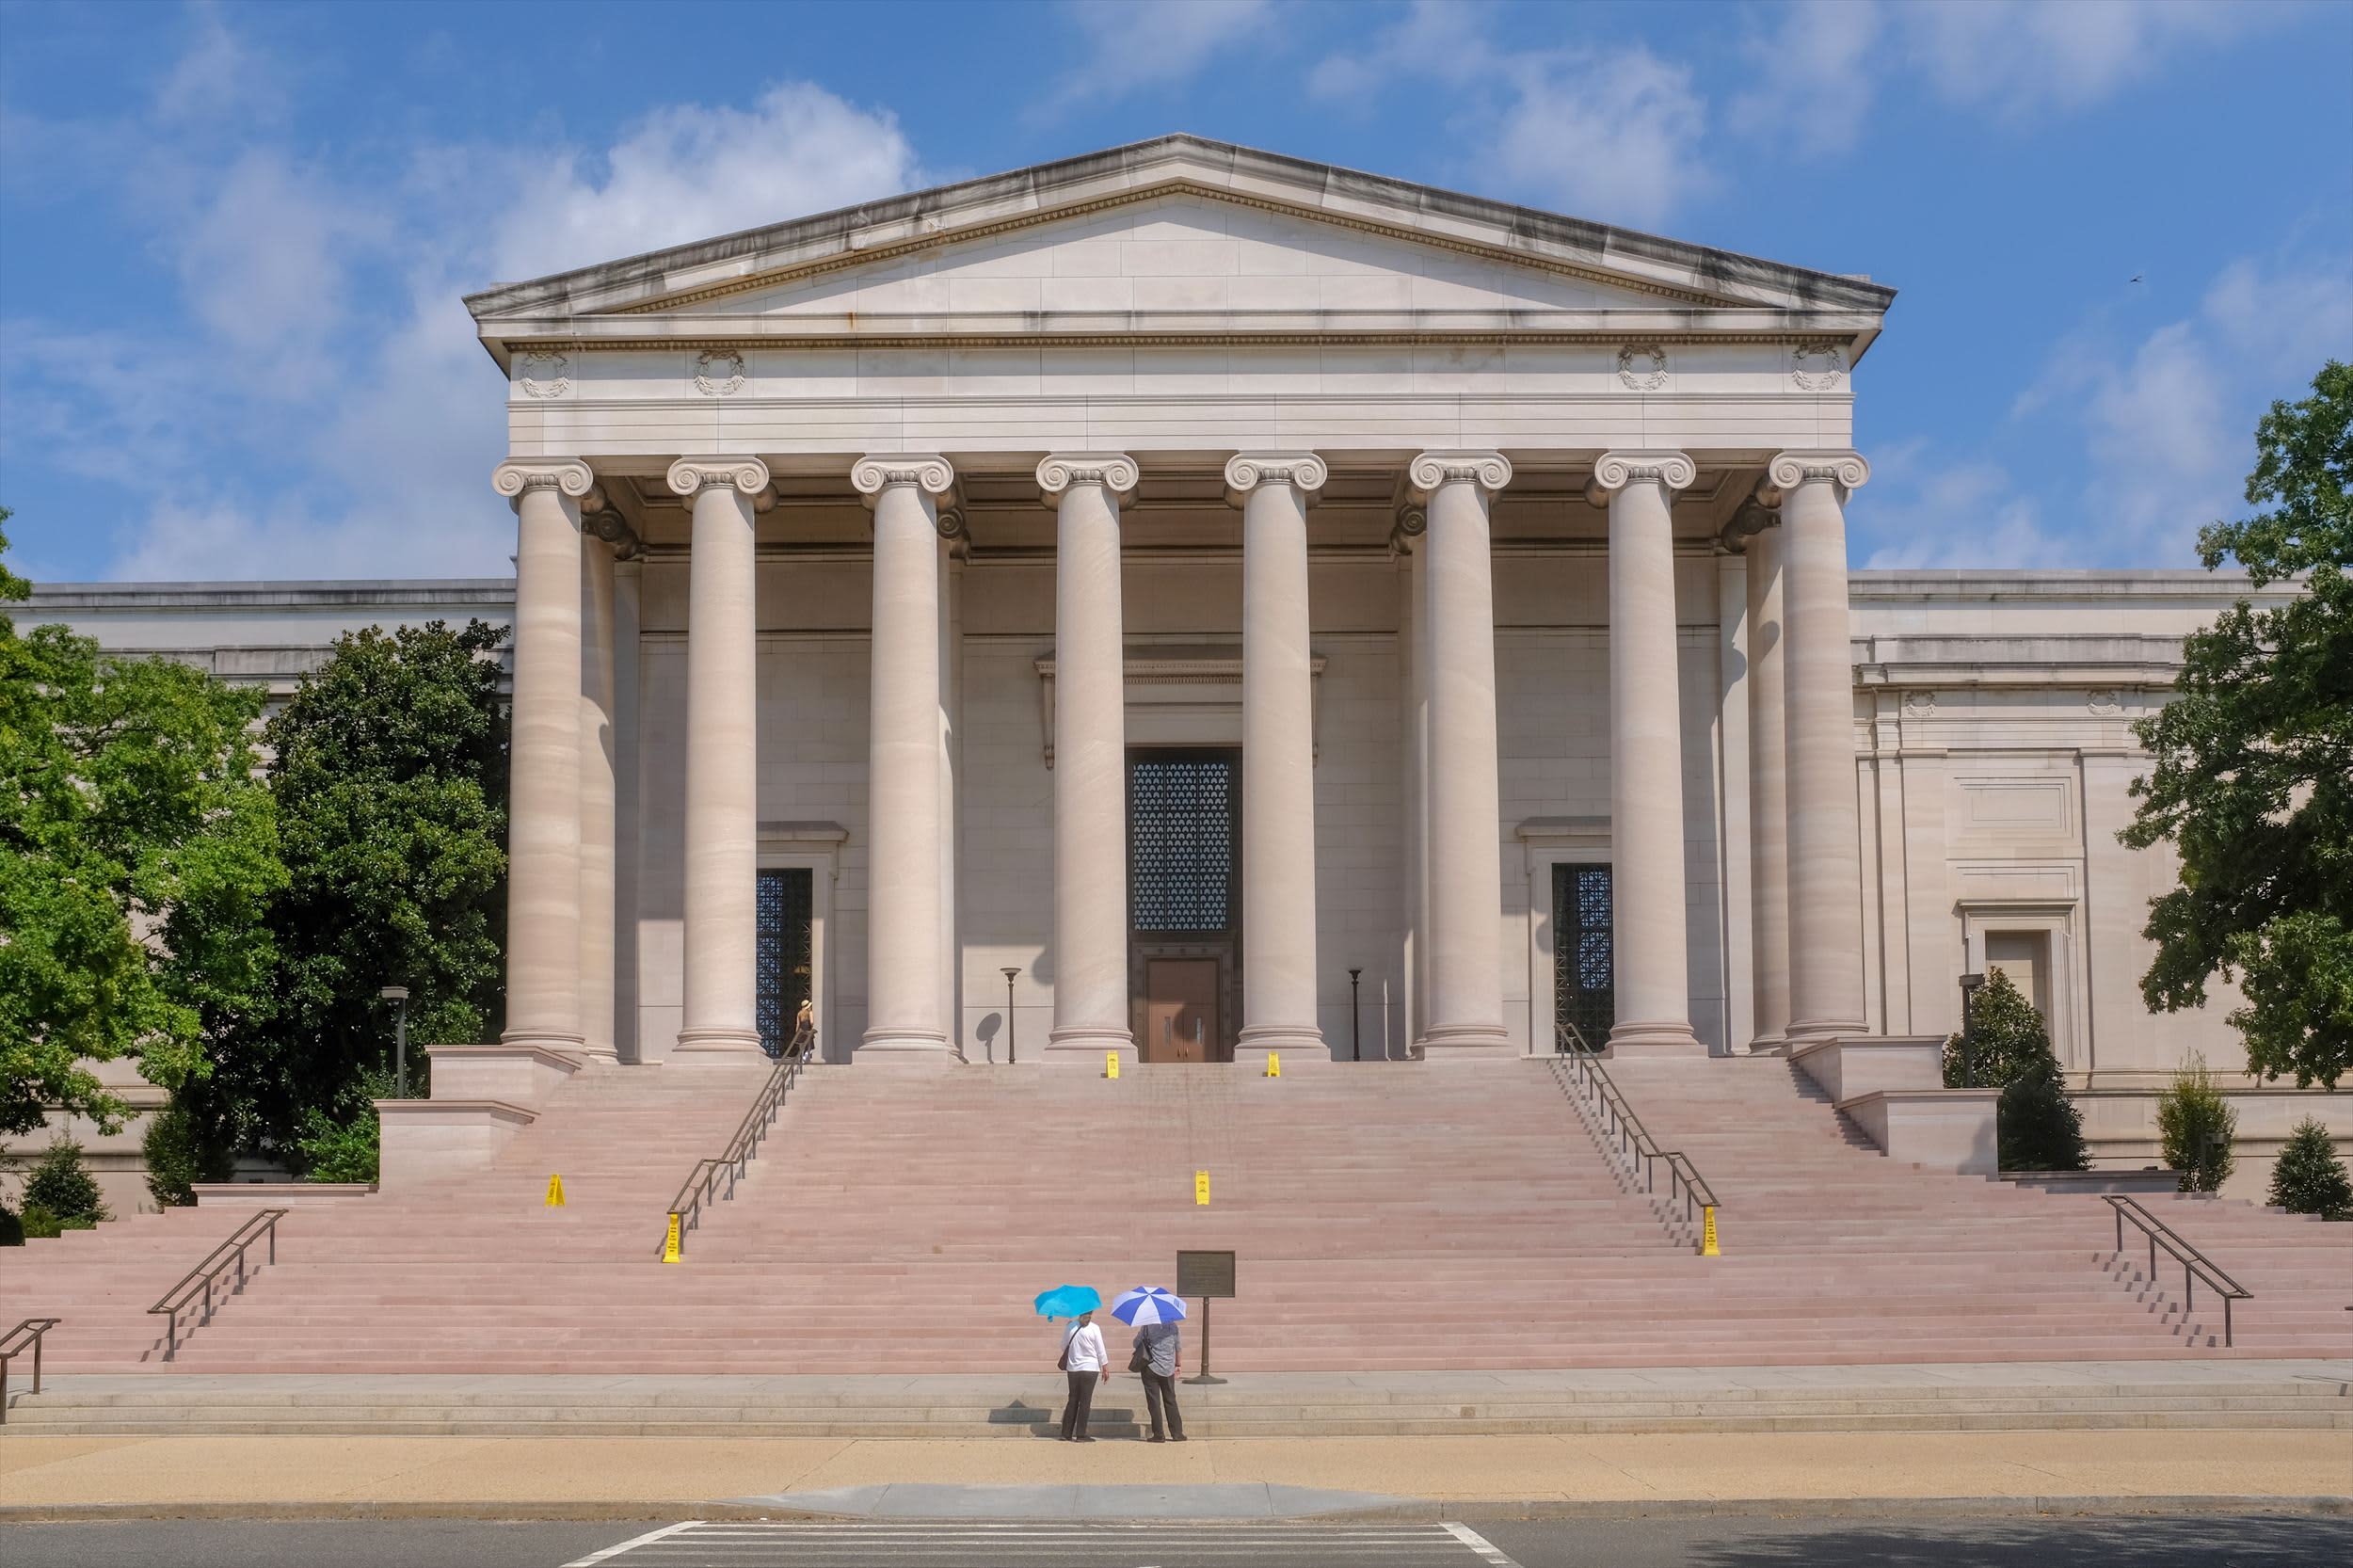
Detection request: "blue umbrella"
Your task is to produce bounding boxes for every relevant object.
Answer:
[1033,1284,1101,1320]
[1110,1286,1188,1325]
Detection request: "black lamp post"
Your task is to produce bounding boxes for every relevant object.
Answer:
[1957,971,1986,1087]
[1001,967,1021,1064]
[379,984,411,1098]
[1348,968,1363,1062]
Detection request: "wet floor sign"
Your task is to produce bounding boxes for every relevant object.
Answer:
[545,1174,566,1208]
[1194,1170,1211,1206]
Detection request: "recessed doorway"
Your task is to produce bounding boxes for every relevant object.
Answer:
[1128,747,1241,1063]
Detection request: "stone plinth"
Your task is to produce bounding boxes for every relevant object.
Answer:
[423,1043,586,1109]
[375,1100,535,1188]
[1835,1088,2000,1176]
[1790,1034,1945,1102]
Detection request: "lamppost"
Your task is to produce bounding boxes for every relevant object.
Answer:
[1348,968,1363,1062]
[379,985,411,1099]
[1001,967,1021,1064]
[1957,971,1985,1088]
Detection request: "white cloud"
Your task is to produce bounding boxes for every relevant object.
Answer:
[1898,0,2290,123]
[1857,447,2085,569]
[1310,1,1710,229]
[3,16,922,582]
[1728,0,1884,157]
[1035,0,1274,120]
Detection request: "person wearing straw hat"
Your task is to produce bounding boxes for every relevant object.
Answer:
[1057,1309,1109,1442]
[1112,1286,1188,1443]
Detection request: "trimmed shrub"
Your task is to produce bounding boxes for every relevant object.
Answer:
[23,1141,108,1225]
[1998,1056,2091,1173]
[1943,967,2049,1089]
[2157,1054,2238,1193]
[141,1098,232,1208]
[2267,1118,2352,1219]
[295,1103,379,1185]
[0,1204,22,1246]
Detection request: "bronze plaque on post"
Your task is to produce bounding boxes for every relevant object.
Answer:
[1176,1250,1236,1299]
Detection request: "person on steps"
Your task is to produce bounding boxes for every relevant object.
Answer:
[789,998,816,1059]
[1132,1319,1186,1442]
[1058,1310,1109,1442]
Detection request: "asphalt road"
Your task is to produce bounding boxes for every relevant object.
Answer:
[0,1512,2341,1567]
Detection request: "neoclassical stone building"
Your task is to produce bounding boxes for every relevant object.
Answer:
[17,137,2324,1199]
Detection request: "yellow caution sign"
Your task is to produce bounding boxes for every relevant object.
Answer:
[544,1174,566,1208]
[1265,1051,1280,1078]
[1700,1206,1721,1257]
[1106,1052,1120,1080]
[662,1212,682,1264]
[1194,1170,1211,1206]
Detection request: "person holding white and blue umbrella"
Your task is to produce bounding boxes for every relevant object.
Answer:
[1112,1287,1188,1442]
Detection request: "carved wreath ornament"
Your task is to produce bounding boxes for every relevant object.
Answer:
[695,349,746,397]
[515,350,570,399]
[1616,344,1669,391]
[1791,342,1846,391]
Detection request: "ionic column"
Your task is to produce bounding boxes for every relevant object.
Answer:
[1769,451,1871,1047]
[490,457,593,1054]
[667,456,771,1056]
[1589,453,1704,1055]
[853,455,956,1057]
[1408,452,1514,1058]
[1038,453,1139,1063]
[1226,453,1329,1058]
[1740,513,1792,1049]
[577,518,620,1063]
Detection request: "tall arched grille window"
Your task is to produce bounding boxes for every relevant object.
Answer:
[1552,862,1615,1051]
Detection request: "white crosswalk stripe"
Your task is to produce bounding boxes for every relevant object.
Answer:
[564,1519,1526,1566]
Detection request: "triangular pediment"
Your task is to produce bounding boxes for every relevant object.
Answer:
[466,136,1893,352]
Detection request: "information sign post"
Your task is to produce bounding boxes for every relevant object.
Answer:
[1176,1249,1236,1384]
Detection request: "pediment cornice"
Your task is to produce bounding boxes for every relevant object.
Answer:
[465,135,1894,350]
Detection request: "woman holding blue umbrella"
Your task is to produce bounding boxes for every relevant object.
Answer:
[1112,1287,1188,1443]
[1035,1285,1109,1443]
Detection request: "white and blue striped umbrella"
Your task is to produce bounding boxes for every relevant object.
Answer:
[1110,1286,1188,1325]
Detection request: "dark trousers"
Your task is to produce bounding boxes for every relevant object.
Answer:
[1141,1369,1185,1439]
[1060,1371,1097,1439]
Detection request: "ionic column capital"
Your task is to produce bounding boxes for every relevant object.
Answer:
[1768,449,1870,494]
[1584,450,1696,506]
[1035,452,1139,500]
[1223,452,1328,506]
[1406,450,1512,499]
[851,454,956,502]
[492,457,595,501]
[664,456,772,498]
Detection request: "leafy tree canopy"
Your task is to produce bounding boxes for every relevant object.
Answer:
[197,620,509,1155]
[2123,362,2353,1087]
[1,564,283,1136]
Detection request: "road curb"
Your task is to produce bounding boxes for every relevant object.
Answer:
[1,1494,2345,1526]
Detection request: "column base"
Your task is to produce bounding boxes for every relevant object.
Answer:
[1237,1024,1328,1065]
[500,1027,585,1054]
[1607,1018,1708,1057]
[858,1028,955,1057]
[1043,1024,1137,1066]
[671,1026,764,1058]
[1416,1024,1516,1060]
[1744,1032,1789,1057]
[1784,1016,1870,1051]
[572,1043,621,1064]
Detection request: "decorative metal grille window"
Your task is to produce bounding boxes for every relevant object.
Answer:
[756,868,814,1058]
[1552,862,1615,1051]
[1128,752,1239,934]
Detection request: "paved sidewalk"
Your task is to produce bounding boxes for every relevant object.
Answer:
[3,1428,2347,1518]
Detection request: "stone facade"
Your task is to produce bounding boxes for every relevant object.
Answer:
[14,137,2337,1203]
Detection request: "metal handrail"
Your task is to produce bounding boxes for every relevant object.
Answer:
[1551,1022,1721,1229]
[1,1318,61,1425]
[662,1039,813,1256]
[2105,1194,2251,1348]
[148,1208,288,1360]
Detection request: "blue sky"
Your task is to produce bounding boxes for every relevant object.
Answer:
[2,0,2347,583]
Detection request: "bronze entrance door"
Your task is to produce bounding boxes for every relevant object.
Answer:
[1128,748,1241,1064]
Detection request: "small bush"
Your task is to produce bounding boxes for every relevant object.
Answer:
[2267,1118,2352,1219]
[16,1202,92,1239]
[295,1103,379,1185]
[142,1098,232,1208]
[1998,1056,2091,1173]
[1943,968,2049,1088]
[2157,1053,2238,1193]
[23,1141,108,1225]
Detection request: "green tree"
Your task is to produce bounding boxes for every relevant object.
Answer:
[2266,1118,2352,1219]
[2122,362,2353,1088]
[201,621,508,1156]
[2156,1053,2239,1193]
[1,531,284,1137]
[1942,967,2051,1088]
[22,1138,109,1230]
[141,1096,232,1208]
[0,506,29,601]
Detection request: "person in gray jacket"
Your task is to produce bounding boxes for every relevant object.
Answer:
[1131,1320,1186,1441]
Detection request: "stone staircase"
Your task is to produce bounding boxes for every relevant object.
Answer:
[4,1054,2346,1385]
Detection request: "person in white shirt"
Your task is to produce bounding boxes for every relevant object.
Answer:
[1058,1310,1111,1441]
